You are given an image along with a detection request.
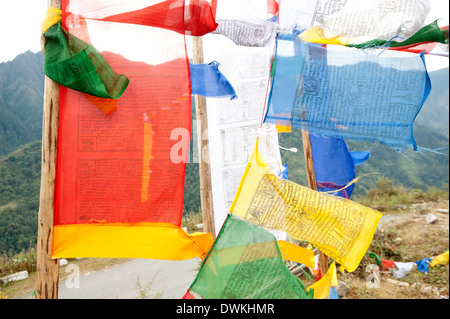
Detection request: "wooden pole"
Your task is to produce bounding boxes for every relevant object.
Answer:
[301,130,329,277]
[35,0,61,299]
[192,36,216,239]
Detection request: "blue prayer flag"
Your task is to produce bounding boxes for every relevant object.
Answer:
[264,34,431,150]
[328,286,339,299]
[190,61,237,99]
[415,258,432,274]
[310,133,370,199]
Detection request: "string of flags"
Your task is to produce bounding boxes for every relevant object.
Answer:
[40,0,448,299]
[368,250,449,279]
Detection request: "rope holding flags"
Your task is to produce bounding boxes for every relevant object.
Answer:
[368,250,449,278]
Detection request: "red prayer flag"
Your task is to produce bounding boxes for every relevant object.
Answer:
[381,259,396,271]
[182,290,196,299]
[268,0,279,15]
[52,0,212,260]
[97,0,218,36]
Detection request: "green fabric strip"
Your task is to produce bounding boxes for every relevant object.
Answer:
[43,23,129,100]
[368,252,382,267]
[348,20,448,50]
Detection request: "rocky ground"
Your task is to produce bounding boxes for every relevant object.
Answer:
[307,200,449,299]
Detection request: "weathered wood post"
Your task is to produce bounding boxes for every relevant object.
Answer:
[192,36,216,239]
[301,130,329,277]
[35,0,61,300]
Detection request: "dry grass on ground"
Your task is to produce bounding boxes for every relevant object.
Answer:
[338,200,449,299]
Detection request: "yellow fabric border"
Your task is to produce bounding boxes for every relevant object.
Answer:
[276,125,292,133]
[42,7,62,35]
[52,223,213,260]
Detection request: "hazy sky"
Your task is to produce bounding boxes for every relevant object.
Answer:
[0,0,448,70]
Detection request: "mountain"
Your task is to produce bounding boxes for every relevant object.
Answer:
[0,141,41,254]
[415,67,449,137]
[278,124,449,197]
[0,51,45,156]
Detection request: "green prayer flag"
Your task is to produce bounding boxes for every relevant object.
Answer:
[43,23,129,100]
[188,214,314,299]
[348,20,448,50]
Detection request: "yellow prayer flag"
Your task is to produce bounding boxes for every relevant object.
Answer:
[307,262,338,299]
[430,251,449,268]
[298,27,353,46]
[230,138,382,272]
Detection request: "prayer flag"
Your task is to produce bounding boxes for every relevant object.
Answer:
[52,0,212,260]
[328,287,339,299]
[392,262,416,279]
[265,35,431,150]
[381,259,396,271]
[91,0,218,36]
[187,214,314,299]
[212,19,276,47]
[300,20,447,50]
[415,258,432,274]
[190,61,237,99]
[268,0,278,16]
[347,21,449,51]
[202,2,284,236]
[230,139,382,272]
[42,10,129,102]
[310,133,370,199]
[430,251,449,268]
[307,262,338,299]
[282,0,429,42]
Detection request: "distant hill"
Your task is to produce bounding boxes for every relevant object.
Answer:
[0,51,44,156]
[278,123,449,196]
[415,67,449,137]
[0,141,41,254]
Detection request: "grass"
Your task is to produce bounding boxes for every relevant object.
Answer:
[0,247,36,278]
[135,272,166,299]
[353,177,449,212]
[181,211,204,232]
